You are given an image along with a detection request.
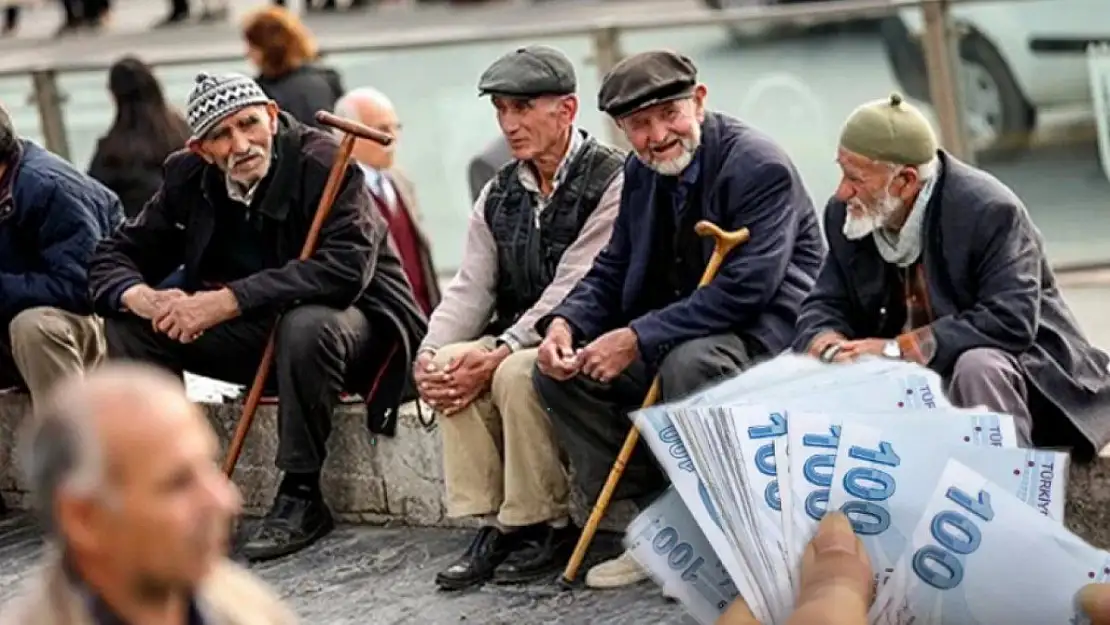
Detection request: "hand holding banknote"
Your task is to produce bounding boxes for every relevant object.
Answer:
[716,514,1110,625]
[717,514,872,625]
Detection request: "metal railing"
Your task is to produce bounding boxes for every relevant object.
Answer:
[16,0,971,162]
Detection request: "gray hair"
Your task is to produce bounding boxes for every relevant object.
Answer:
[334,87,395,123]
[0,103,17,162]
[883,156,938,182]
[19,364,184,535]
[20,385,104,535]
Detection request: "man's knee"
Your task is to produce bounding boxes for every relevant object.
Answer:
[431,338,492,369]
[657,334,747,398]
[490,348,537,398]
[10,307,81,352]
[275,305,347,359]
[951,348,1021,385]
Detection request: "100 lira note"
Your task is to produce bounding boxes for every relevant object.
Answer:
[871,459,1110,625]
[625,487,739,625]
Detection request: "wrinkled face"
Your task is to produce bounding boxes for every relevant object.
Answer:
[618,84,708,176]
[834,147,921,240]
[61,397,242,592]
[350,102,402,170]
[492,94,577,162]
[189,103,279,185]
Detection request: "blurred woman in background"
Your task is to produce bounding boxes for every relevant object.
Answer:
[88,56,191,219]
[242,6,344,129]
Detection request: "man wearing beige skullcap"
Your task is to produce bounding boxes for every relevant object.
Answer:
[793,93,1110,457]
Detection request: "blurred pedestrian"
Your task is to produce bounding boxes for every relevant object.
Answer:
[56,0,110,36]
[242,6,344,129]
[334,87,441,316]
[88,56,192,219]
[156,0,227,28]
[467,135,512,203]
[0,363,297,625]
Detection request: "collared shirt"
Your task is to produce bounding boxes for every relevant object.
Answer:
[669,148,703,218]
[517,126,585,222]
[225,175,261,207]
[359,163,398,211]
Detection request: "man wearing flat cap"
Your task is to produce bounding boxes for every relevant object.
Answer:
[533,49,825,588]
[795,93,1110,457]
[412,46,624,590]
[88,71,427,561]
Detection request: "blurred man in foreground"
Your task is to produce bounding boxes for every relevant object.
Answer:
[0,363,296,625]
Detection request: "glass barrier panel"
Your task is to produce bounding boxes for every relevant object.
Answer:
[0,75,44,147]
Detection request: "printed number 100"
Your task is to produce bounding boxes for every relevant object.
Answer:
[839,441,901,535]
[911,487,995,590]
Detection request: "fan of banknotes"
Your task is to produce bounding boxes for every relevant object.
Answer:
[624,354,1107,625]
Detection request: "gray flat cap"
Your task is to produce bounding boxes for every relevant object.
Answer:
[598,50,698,118]
[477,45,577,98]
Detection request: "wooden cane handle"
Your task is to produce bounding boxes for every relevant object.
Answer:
[315,111,394,146]
[694,220,751,255]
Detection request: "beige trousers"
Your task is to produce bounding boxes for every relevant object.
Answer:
[436,337,569,527]
[8,307,106,404]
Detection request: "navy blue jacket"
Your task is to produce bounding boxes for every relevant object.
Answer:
[0,140,122,323]
[539,112,825,365]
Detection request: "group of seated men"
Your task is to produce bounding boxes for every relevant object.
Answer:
[0,41,1106,596]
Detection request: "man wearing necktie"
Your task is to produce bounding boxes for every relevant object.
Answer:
[334,88,441,317]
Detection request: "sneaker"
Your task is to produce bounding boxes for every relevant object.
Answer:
[584,550,649,589]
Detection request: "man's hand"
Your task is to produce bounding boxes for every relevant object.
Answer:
[717,513,872,625]
[419,346,510,416]
[121,284,188,320]
[578,327,639,383]
[537,318,580,381]
[838,338,888,362]
[1080,584,1110,624]
[154,288,240,343]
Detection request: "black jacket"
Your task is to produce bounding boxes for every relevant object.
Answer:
[88,113,427,436]
[256,64,344,130]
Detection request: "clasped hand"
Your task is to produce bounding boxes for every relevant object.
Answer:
[414,346,508,416]
[536,321,640,384]
[121,284,239,344]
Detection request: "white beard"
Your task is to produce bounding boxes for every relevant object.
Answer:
[638,124,702,176]
[843,193,903,240]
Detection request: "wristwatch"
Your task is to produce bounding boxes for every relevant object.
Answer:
[881,340,902,359]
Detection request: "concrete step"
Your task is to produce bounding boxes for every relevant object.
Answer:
[1,394,1107,548]
[0,395,639,532]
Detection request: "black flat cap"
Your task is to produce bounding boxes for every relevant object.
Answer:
[598,50,698,118]
[477,45,577,98]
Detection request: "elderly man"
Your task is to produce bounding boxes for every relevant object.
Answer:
[532,50,825,588]
[0,107,121,474]
[0,363,295,625]
[416,45,624,591]
[794,93,1110,456]
[334,87,441,316]
[88,72,427,562]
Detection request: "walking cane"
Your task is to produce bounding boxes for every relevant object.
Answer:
[560,220,751,586]
[222,110,394,477]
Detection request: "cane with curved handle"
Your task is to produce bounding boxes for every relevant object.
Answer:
[222,110,394,476]
[559,220,751,586]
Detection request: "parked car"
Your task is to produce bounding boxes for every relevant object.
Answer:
[880,0,1110,155]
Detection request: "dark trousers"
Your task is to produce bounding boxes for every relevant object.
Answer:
[104,304,375,473]
[533,333,758,507]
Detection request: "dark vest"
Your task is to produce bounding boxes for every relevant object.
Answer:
[483,135,624,333]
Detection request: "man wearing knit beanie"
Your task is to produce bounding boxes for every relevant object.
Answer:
[794,93,1110,458]
[87,71,428,562]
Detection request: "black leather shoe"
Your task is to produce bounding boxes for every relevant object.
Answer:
[239,493,334,562]
[493,523,579,585]
[435,526,519,591]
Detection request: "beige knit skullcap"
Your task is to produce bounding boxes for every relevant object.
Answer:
[838,93,938,165]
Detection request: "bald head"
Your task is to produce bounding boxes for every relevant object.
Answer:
[334,87,401,169]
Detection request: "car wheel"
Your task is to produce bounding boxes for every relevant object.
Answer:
[958,31,1036,159]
